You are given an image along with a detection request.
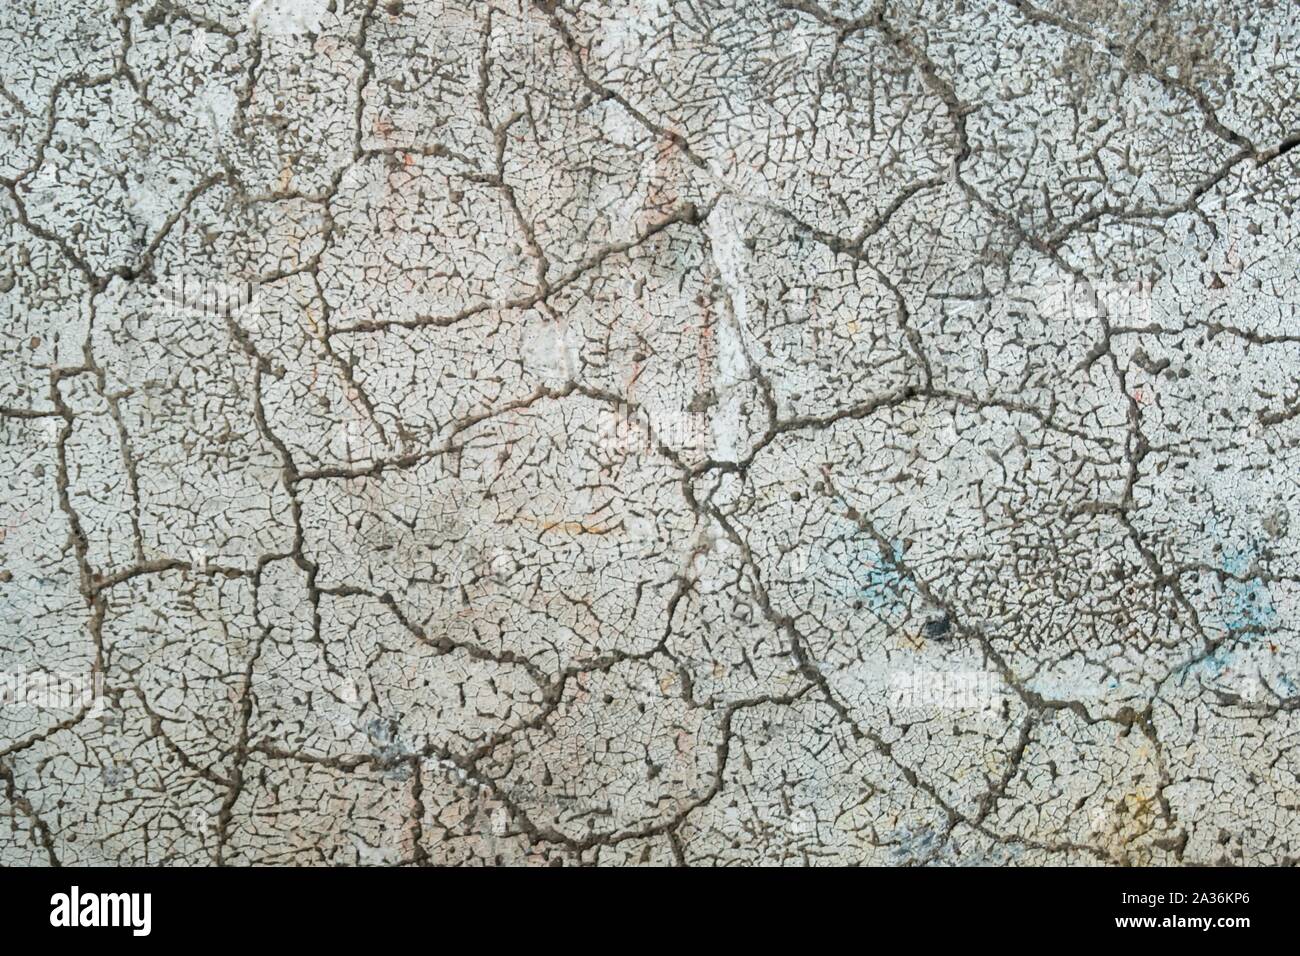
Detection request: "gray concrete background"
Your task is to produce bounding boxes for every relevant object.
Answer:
[1,0,1299,865]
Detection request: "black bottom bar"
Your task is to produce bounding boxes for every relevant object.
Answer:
[0,866,1284,942]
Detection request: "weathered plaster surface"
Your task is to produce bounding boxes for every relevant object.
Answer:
[2,0,1299,865]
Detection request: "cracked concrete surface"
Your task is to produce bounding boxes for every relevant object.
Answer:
[2,0,1299,866]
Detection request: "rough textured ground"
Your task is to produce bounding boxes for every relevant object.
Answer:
[1,0,1299,866]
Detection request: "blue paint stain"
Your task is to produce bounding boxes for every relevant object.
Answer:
[889,826,937,863]
[888,825,1023,866]
[855,537,913,610]
[1170,519,1284,687]
[813,521,916,613]
[1219,542,1276,634]
[1195,644,1234,678]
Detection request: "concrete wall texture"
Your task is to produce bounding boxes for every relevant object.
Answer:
[2,0,1299,865]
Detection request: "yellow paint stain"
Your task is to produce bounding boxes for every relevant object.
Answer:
[514,514,615,536]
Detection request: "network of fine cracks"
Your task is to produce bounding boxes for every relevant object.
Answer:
[1,0,1299,866]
